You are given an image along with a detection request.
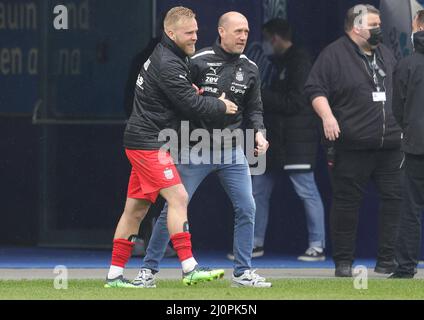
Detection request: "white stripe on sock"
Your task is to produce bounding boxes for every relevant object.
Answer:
[107,265,124,279]
[181,257,197,273]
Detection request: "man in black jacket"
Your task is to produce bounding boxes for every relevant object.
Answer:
[305,4,403,277]
[244,18,325,261]
[123,19,176,259]
[133,11,272,288]
[106,6,237,288]
[390,10,424,279]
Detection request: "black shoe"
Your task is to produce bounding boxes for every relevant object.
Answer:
[335,262,352,277]
[298,247,326,262]
[252,246,265,258]
[388,272,414,279]
[375,260,398,274]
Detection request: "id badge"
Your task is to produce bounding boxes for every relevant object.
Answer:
[373,92,386,102]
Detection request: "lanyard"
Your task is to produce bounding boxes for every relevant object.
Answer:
[365,53,381,92]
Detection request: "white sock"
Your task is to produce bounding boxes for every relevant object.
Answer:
[181,257,197,273]
[107,265,124,279]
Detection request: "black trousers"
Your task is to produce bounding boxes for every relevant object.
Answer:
[330,148,403,265]
[395,153,424,274]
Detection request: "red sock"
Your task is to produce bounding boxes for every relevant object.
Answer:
[170,232,193,262]
[110,238,134,268]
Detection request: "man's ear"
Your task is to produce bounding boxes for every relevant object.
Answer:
[351,26,361,36]
[218,26,225,38]
[166,29,176,41]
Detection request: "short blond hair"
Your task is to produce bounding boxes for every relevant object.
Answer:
[164,6,196,31]
[416,10,424,27]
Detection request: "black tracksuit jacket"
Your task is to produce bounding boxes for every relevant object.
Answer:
[392,30,424,155]
[189,40,265,137]
[124,34,227,150]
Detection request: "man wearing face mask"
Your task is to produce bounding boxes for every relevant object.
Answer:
[305,4,403,277]
[390,10,424,279]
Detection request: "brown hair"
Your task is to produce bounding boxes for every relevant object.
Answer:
[344,4,380,32]
[164,6,196,31]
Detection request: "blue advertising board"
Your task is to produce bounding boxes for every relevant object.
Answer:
[0,0,152,118]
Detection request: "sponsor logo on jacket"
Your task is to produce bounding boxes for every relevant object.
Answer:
[205,76,219,84]
[203,86,218,94]
[236,70,244,82]
[136,74,144,89]
[230,82,247,95]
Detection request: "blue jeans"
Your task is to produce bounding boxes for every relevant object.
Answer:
[142,146,255,275]
[253,170,325,249]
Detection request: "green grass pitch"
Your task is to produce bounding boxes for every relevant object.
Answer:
[1,279,424,300]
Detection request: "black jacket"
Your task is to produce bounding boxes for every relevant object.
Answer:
[124,34,227,150]
[261,45,319,171]
[189,40,264,146]
[392,31,424,155]
[304,35,401,151]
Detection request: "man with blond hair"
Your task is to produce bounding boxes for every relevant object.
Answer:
[105,6,238,288]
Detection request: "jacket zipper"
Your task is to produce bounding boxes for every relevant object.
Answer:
[380,77,387,148]
[381,101,386,148]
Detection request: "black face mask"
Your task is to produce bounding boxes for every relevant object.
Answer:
[368,27,383,46]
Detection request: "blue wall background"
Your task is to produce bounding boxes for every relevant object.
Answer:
[4,0,422,259]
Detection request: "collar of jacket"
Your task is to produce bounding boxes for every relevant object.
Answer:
[413,30,424,54]
[344,33,385,65]
[161,32,189,61]
[212,38,241,62]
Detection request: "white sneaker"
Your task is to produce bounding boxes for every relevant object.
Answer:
[132,268,156,288]
[232,269,272,288]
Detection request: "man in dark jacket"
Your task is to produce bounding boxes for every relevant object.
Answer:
[246,18,325,261]
[106,6,237,288]
[390,10,424,279]
[305,4,403,277]
[123,20,176,259]
[133,11,272,288]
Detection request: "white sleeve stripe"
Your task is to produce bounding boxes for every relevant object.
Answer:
[240,54,258,67]
[191,50,215,60]
[283,164,312,170]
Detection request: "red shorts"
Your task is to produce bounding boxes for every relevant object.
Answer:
[125,149,181,203]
